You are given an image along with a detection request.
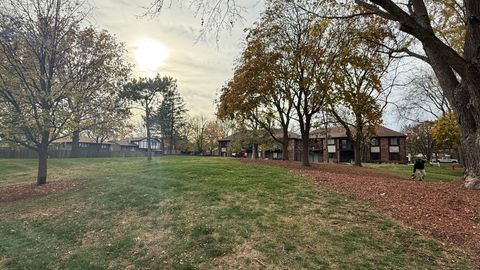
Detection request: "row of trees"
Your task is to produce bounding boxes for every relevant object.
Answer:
[161,0,480,189]
[398,68,460,163]
[122,75,180,160]
[217,0,393,167]
[121,75,227,158]
[0,0,224,184]
[178,115,227,155]
[404,112,460,162]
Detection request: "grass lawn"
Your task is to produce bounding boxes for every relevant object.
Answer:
[363,162,464,182]
[0,157,472,269]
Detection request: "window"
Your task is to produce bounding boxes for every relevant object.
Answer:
[370,152,380,160]
[309,139,322,150]
[101,144,110,150]
[340,139,351,150]
[79,143,88,148]
[389,152,400,160]
[139,140,159,149]
[328,153,335,159]
[389,137,398,146]
[327,139,335,145]
[371,138,379,146]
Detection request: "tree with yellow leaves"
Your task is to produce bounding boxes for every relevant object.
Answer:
[328,15,393,166]
[432,112,460,156]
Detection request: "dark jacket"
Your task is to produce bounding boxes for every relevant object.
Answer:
[413,159,426,172]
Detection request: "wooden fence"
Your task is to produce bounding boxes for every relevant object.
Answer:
[0,147,158,159]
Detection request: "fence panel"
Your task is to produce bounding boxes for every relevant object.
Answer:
[0,148,155,159]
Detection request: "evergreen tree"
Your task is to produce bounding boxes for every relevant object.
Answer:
[153,85,188,155]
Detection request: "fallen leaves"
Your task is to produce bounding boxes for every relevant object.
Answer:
[241,159,480,266]
[0,180,85,203]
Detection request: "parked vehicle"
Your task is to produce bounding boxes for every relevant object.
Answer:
[432,155,458,163]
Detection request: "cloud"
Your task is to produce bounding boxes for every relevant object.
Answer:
[89,0,258,121]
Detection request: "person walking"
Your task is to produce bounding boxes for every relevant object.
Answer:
[412,156,427,181]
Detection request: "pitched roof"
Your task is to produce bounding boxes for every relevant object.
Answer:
[311,126,347,138]
[110,139,137,147]
[128,137,162,142]
[53,137,113,144]
[110,137,162,146]
[373,126,407,137]
[218,130,301,142]
[218,133,240,142]
[311,125,406,138]
[271,129,302,140]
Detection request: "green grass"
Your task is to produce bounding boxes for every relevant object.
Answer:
[363,162,464,182]
[0,157,472,269]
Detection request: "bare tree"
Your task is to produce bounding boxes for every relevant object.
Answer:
[146,0,247,42]
[395,69,451,122]
[403,121,436,161]
[189,115,208,155]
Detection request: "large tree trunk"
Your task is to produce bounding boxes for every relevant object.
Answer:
[458,124,480,189]
[358,0,480,188]
[421,29,480,189]
[70,129,80,158]
[282,128,289,161]
[457,144,464,166]
[146,104,152,161]
[458,1,480,189]
[354,138,362,167]
[427,66,480,189]
[161,137,165,155]
[456,81,480,189]
[95,138,101,153]
[252,143,258,159]
[301,133,310,166]
[169,135,174,155]
[37,132,49,185]
[170,117,175,155]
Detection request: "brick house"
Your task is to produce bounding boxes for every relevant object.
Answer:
[310,125,407,163]
[218,130,301,160]
[263,130,302,161]
[110,137,163,154]
[219,125,407,164]
[51,137,113,151]
[52,137,164,154]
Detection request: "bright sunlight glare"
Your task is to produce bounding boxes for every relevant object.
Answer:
[134,38,170,74]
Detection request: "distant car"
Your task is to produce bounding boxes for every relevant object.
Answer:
[433,155,458,163]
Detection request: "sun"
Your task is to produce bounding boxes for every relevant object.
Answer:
[134,38,170,73]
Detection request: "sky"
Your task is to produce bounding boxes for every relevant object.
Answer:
[90,0,264,118]
[89,0,402,131]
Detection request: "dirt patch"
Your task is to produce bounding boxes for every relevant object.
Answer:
[241,159,480,266]
[211,238,267,269]
[0,180,85,203]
